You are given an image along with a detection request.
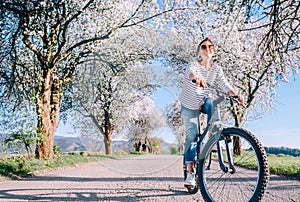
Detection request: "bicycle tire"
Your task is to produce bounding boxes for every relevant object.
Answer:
[198,127,269,202]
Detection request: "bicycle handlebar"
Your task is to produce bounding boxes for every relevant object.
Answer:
[191,79,241,104]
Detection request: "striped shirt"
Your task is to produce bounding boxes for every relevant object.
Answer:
[179,60,234,110]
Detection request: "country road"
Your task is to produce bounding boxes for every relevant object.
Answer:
[0,155,299,201]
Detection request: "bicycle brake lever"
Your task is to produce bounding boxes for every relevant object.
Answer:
[231,95,239,99]
[229,96,246,108]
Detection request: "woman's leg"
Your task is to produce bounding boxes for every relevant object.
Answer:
[181,105,199,171]
[201,97,214,124]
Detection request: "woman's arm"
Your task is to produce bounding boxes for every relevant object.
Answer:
[216,67,244,104]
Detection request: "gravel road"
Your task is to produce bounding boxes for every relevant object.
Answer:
[0,154,299,201]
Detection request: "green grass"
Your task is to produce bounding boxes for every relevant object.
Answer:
[0,152,131,179]
[267,154,300,179]
[213,152,300,180]
[236,153,300,179]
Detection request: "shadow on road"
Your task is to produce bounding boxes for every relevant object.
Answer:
[0,176,190,201]
[23,175,183,182]
[1,175,300,201]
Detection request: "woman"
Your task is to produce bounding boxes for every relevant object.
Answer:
[179,37,243,187]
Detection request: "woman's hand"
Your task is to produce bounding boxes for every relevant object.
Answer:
[228,90,244,105]
[237,95,244,105]
[194,77,208,88]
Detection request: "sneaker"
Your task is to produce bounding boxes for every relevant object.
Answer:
[184,172,196,187]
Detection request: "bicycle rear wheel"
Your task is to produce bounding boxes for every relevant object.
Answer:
[198,127,269,202]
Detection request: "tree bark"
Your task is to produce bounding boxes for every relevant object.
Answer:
[89,112,113,155]
[35,70,60,159]
[103,110,113,155]
[233,136,242,156]
[104,134,112,155]
[231,99,243,156]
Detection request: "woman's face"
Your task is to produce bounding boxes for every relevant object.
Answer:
[198,41,214,59]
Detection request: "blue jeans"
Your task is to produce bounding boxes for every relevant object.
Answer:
[181,98,214,163]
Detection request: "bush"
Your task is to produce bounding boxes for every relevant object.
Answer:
[170,146,179,155]
[0,156,31,178]
[53,145,62,156]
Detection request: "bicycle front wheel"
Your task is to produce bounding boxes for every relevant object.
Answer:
[198,127,269,202]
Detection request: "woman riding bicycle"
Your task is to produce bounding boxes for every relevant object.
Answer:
[179,37,244,187]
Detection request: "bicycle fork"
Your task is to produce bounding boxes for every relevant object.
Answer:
[216,133,236,174]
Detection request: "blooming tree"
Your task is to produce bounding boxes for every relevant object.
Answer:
[70,54,156,154]
[0,102,38,155]
[0,0,185,159]
[165,100,185,152]
[124,96,166,153]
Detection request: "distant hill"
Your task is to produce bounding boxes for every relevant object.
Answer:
[54,136,131,153]
[0,135,176,155]
[54,136,177,154]
[54,136,86,152]
[160,141,178,155]
[111,140,131,153]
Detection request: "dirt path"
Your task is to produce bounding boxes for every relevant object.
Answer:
[0,155,299,201]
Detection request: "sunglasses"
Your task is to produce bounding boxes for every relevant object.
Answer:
[201,44,214,50]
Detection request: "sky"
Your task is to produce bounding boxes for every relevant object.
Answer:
[245,75,300,149]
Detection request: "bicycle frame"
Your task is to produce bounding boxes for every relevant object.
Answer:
[196,89,237,173]
[185,82,269,201]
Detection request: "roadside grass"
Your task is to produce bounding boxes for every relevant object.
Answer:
[214,152,299,180]
[0,151,299,180]
[267,154,300,179]
[0,151,136,179]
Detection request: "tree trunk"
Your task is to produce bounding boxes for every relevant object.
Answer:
[233,136,242,156]
[103,110,113,155]
[104,133,112,155]
[35,71,60,159]
[145,136,152,153]
[231,99,243,156]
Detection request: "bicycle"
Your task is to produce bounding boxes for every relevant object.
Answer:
[183,80,269,202]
